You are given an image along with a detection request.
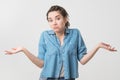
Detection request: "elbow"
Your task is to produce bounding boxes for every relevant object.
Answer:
[38,61,44,68]
[80,61,86,65]
[39,65,43,68]
[38,62,44,68]
[38,64,44,68]
[80,59,88,65]
[80,54,88,65]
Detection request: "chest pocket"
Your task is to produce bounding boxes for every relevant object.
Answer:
[44,39,58,56]
[68,41,77,55]
[46,47,58,56]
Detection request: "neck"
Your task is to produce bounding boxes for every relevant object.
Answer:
[55,31,65,38]
[55,30,65,46]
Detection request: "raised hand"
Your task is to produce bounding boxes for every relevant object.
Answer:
[4,47,23,55]
[98,42,117,52]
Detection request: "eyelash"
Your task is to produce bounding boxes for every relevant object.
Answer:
[48,18,60,22]
[57,18,60,20]
[48,20,53,22]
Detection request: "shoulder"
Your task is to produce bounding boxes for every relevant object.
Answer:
[68,28,81,34]
[41,30,52,34]
[40,30,55,37]
[68,28,83,38]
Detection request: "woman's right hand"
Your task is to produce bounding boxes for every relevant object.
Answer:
[4,47,24,55]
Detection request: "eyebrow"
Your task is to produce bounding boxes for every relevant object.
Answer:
[48,15,61,20]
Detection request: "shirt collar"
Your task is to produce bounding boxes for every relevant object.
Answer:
[48,28,70,35]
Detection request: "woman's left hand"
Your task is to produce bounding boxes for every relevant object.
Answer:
[98,42,117,52]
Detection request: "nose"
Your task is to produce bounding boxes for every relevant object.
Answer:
[53,20,57,25]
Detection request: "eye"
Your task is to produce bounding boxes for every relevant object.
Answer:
[56,17,60,20]
[48,19,53,22]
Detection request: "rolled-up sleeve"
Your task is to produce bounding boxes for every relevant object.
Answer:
[38,32,46,61]
[77,29,87,61]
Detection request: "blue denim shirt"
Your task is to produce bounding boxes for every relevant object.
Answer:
[38,28,87,79]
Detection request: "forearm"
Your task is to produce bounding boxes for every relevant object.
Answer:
[80,44,100,65]
[22,48,44,68]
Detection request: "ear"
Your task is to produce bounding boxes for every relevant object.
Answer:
[64,17,68,23]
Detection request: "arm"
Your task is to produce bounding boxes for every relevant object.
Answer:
[80,42,117,65]
[5,47,44,68]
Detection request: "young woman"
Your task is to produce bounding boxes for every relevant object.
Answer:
[5,5,117,80]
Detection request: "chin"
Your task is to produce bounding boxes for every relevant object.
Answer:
[53,29,60,32]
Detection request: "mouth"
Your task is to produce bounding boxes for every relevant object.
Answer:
[53,26,59,29]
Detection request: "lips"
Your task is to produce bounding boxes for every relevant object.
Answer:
[53,26,59,29]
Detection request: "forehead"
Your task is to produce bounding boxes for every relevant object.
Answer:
[48,11,63,18]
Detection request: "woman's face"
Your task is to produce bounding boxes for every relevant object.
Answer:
[47,11,67,33]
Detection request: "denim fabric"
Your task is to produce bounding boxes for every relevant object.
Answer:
[38,28,87,79]
[39,77,75,80]
[47,77,75,80]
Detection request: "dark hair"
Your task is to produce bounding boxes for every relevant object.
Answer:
[46,5,70,28]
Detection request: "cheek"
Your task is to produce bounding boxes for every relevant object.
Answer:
[48,23,53,29]
[58,20,65,26]
[48,22,53,26]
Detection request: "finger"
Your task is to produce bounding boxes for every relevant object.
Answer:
[105,46,115,51]
[4,50,10,53]
[109,47,117,51]
[4,50,11,54]
[5,53,13,55]
[103,45,111,50]
[4,50,14,55]
[12,48,16,50]
[102,42,110,46]
[107,46,111,49]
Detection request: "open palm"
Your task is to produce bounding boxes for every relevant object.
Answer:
[99,42,117,52]
[5,47,23,55]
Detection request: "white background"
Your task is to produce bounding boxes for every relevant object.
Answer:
[0,0,120,80]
